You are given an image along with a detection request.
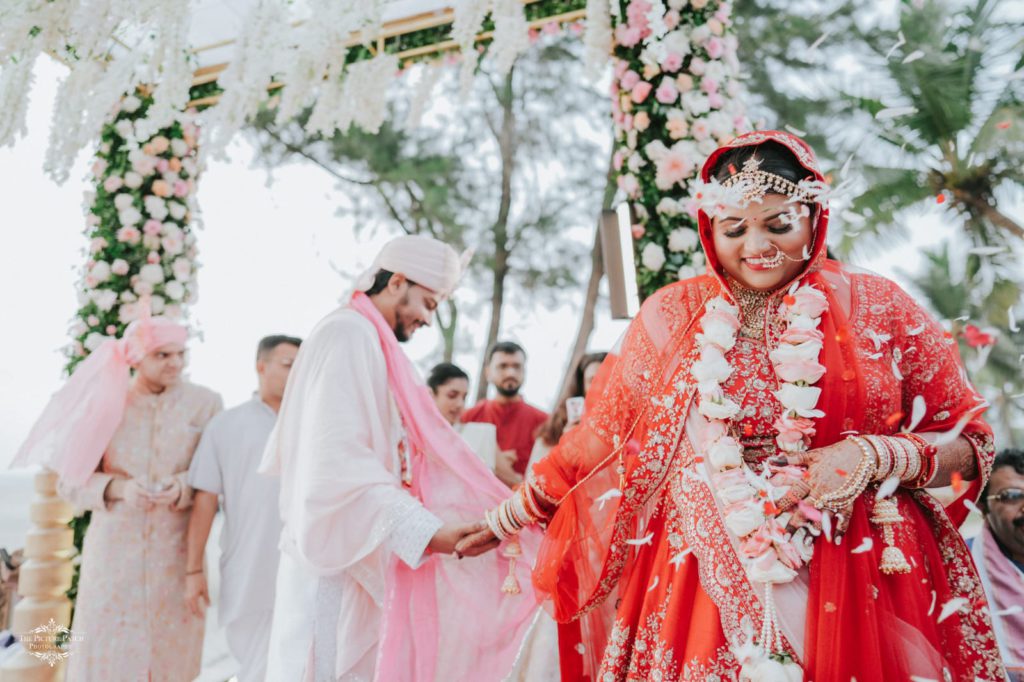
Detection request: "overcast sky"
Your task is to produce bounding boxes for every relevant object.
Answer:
[0,56,967,468]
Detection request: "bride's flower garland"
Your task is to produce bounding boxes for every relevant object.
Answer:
[692,282,828,680]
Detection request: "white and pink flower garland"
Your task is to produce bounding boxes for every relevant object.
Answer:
[67,93,201,371]
[691,283,829,679]
[610,0,751,298]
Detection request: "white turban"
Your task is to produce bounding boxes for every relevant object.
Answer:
[355,235,464,297]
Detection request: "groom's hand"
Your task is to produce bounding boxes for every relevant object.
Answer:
[454,526,500,558]
[428,521,487,556]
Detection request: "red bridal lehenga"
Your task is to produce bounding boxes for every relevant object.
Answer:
[524,131,1006,681]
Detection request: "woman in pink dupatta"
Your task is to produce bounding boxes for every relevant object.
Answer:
[458,131,1007,681]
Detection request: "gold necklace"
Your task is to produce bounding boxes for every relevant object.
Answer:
[728,279,774,339]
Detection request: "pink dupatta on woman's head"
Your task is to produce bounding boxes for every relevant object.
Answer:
[11,314,187,485]
[349,292,541,681]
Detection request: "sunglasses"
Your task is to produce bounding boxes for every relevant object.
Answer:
[987,488,1024,505]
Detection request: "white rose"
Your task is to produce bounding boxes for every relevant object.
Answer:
[718,483,756,505]
[119,207,142,227]
[691,252,706,269]
[706,297,739,317]
[171,138,189,157]
[118,303,140,324]
[667,228,699,253]
[164,280,186,301]
[626,153,646,173]
[656,198,682,216]
[144,196,168,221]
[182,158,197,176]
[111,259,130,276]
[690,24,711,44]
[114,119,134,139]
[149,295,166,314]
[84,332,110,352]
[769,340,823,364]
[682,91,711,116]
[787,314,820,331]
[121,95,141,113]
[89,261,111,283]
[139,263,165,284]
[774,383,825,418]
[123,171,143,189]
[641,243,666,272]
[660,29,692,57]
[114,193,134,211]
[133,280,154,296]
[168,201,187,220]
[699,318,738,352]
[667,0,686,10]
[677,265,698,281]
[91,289,118,312]
[171,258,192,281]
[708,436,743,470]
[698,394,741,420]
[724,504,764,538]
[691,346,732,383]
[698,137,719,156]
[69,319,88,336]
[164,304,184,320]
[120,290,137,303]
[143,234,161,250]
[747,554,798,586]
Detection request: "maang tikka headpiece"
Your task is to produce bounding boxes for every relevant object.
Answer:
[720,156,815,203]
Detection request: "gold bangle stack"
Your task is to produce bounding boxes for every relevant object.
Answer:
[843,435,912,575]
[484,484,550,596]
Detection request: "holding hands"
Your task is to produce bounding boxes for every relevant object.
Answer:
[430,521,500,558]
[106,475,183,510]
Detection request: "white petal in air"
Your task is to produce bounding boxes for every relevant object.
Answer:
[993,605,1024,618]
[885,31,906,59]
[669,548,693,567]
[891,358,904,381]
[927,590,937,616]
[906,395,926,432]
[850,538,873,554]
[596,488,623,510]
[937,597,969,623]
[902,49,925,64]
[626,533,655,546]
[875,476,900,500]
[647,576,660,592]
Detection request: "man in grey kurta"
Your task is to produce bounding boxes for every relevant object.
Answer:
[185,335,301,682]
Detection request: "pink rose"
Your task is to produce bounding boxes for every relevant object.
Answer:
[779,326,824,345]
[620,69,640,91]
[663,10,680,30]
[661,51,683,73]
[116,227,141,245]
[631,223,646,239]
[775,538,805,570]
[706,37,725,60]
[701,77,720,94]
[774,358,826,384]
[614,60,629,79]
[542,21,560,35]
[787,286,829,317]
[150,136,170,154]
[740,527,773,558]
[615,24,642,47]
[173,180,189,198]
[527,28,540,44]
[633,111,651,131]
[689,57,707,76]
[147,251,160,264]
[631,81,653,103]
[111,259,130,276]
[89,237,107,253]
[156,158,169,173]
[676,74,695,93]
[87,315,99,326]
[708,92,724,109]
[612,151,624,171]
[103,175,123,192]
[621,114,634,132]
[691,120,711,140]
[617,173,640,197]
[774,415,817,445]
[655,79,678,104]
[143,219,162,236]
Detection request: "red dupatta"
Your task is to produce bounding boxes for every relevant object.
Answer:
[530,131,1004,680]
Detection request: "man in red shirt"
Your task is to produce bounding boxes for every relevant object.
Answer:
[462,341,548,487]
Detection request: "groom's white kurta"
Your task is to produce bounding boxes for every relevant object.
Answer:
[260,307,443,681]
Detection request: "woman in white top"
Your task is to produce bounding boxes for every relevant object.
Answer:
[428,362,497,470]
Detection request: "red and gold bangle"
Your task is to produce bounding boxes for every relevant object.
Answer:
[896,433,937,488]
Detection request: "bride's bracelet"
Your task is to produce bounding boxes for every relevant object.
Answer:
[485,484,546,541]
[860,434,933,486]
[815,436,878,512]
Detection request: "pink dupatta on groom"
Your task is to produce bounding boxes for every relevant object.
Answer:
[350,292,541,681]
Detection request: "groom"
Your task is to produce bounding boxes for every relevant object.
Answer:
[261,235,535,681]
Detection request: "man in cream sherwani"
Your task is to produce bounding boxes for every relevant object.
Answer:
[260,235,493,681]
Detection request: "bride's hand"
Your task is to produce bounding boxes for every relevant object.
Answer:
[772,439,866,534]
[454,526,500,558]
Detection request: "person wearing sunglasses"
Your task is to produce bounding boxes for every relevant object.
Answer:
[973,447,1024,681]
